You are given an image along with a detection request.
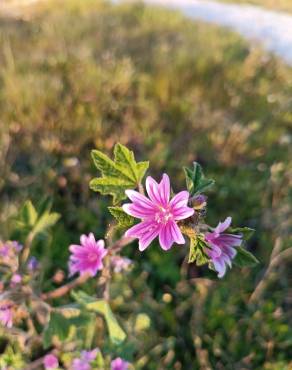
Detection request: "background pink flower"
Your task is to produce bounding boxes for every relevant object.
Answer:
[123,174,194,251]
[43,354,59,369]
[0,305,13,328]
[205,217,242,277]
[69,233,107,277]
[111,357,129,370]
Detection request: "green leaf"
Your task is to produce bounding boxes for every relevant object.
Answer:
[188,236,210,266]
[43,311,91,348]
[31,211,60,239]
[90,143,149,204]
[183,162,215,196]
[21,200,38,226]
[228,227,255,241]
[72,291,126,345]
[43,312,71,348]
[233,247,259,267]
[86,300,126,345]
[108,206,135,228]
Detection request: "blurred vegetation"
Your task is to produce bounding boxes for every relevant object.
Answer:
[0,0,291,368]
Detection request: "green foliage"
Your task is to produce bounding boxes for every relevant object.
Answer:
[0,1,291,368]
[90,143,149,204]
[184,162,215,196]
[229,226,255,241]
[15,200,60,242]
[72,291,126,345]
[188,236,210,265]
[0,346,24,370]
[108,206,135,229]
[233,246,260,267]
[43,310,92,348]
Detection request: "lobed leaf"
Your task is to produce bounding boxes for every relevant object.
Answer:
[184,162,215,196]
[108,206,135,228]
[90,143,149,204]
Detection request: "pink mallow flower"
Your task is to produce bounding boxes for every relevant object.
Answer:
[111,357,129,370]
[69,234,107,277]
[72,348,98,370]
[205,217,243,278]
[111,256,132,273]
[43,354,59,369]
[0,305,13,328]
[123,174,194,251]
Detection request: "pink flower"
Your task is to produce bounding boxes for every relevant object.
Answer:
[80,349,99,362]
[69,234,107,277]
[111,357,129,370]
[111,256,132,273]
[43,354,59,369]
[72,349,98,370]
[72,358,91,370]
[0,305,13,328]
[205,217,242,278]
[123,174,194,251]
[10,273,22,287]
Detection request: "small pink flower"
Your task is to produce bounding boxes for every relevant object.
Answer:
[111,256,132,273]
[123,174,194,251]
[80,348,99,362]
[43,354,59,369]
[111,357,129,370]
[69,234,107,277]
[72,358,91,370]
[0,305,13,328]
[10,273,22,286]
[72,349,98,370]
[205,217,242,278]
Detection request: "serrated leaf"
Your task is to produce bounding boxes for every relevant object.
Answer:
[233,247,259,267]
[188,236,210,265]
[86,300,126,345]
[90,143,149,204]
[183,162,215,196]
[228,227,255,241]
[108,206,135,228]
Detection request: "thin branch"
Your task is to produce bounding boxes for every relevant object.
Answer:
[41,273,90,300]
[249,247,292,304]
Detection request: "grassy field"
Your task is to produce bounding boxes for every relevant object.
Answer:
[0,0,291,368]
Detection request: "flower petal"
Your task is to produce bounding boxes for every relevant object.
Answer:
[172,206,194,220]
[158,173,170,206]
[146,176,163,206]
[169,191,190,209]
[125,190,156,210]
[159,223,175,250]
[122,203,156,219]
[215,216,232,233]
[125,220,160,251]
[169,221,185,244]
[213,258,227,278]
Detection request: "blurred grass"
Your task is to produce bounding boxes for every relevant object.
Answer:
[0,0,291,368]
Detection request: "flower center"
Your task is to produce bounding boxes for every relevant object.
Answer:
[88,252,98,262]
[155,207,173,224]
